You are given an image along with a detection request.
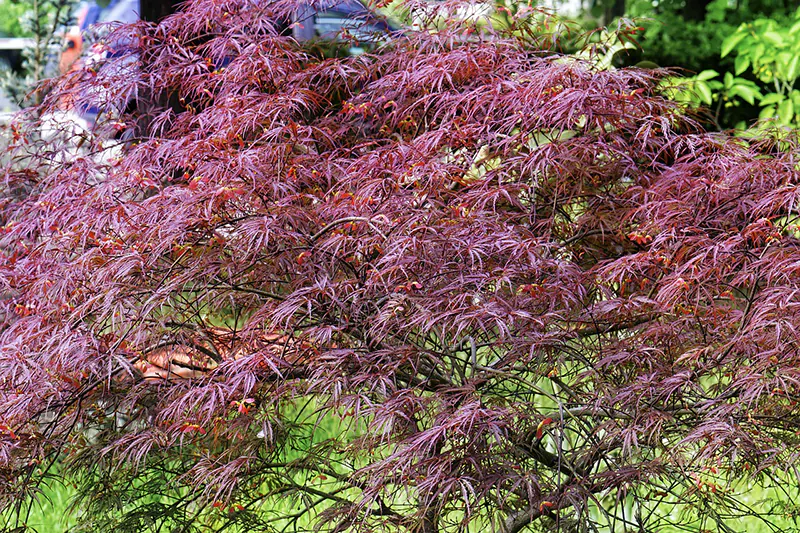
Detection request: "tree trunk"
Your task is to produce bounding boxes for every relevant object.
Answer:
[682,0,713,21]
[594,0,626,25]
[607,0,625,20]
[139,0,181,22]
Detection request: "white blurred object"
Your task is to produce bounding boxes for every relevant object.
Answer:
[539,0,583,16]
[39,110,90,143]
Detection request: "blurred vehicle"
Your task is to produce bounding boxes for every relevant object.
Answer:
[60,0,396,72]
[60,0,140,74]
[290,0,398,48]
[57,0,397,126]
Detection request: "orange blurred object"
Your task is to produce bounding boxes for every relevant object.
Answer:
[59,4,89,74]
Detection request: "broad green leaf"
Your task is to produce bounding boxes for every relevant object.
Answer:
[760,93,783,105]
[778,98,794,124]
[760,105,776,119]
[695,82,713,106]
[724,71,734,88]
[721,31,747,57]
[752,43,766,63]
[763,31,785,47]
[777,52,795,79]
[787,55,800,80]
[730,85,757,105]
[734,55,750,75]
[696,70,719,82]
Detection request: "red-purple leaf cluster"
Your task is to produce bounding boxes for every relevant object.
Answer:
[2,1,800,531]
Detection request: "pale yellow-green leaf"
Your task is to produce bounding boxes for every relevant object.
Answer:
[778,98,794,124]
[695,82,713,106]
[695,70,719,82]
[724,71,734,88]
[760,93,783,105]
[734,55,750,76]
[721,31,747,58]
[730,85,756,105]
[763,31,785,47]
[787,55,800,81]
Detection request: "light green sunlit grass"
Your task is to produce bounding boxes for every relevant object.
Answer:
[9,466,800,532]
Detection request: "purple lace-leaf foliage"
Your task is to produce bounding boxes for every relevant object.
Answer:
[1,0,800,531]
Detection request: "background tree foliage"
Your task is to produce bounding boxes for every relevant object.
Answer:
[647,0,800,127]
[3,0,800,532]
[0,0,33,38]
[0,0,76,107]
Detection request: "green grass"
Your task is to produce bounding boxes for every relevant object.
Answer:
[5,400,800,533]
[6,471,800,532]
[10,479,79,533]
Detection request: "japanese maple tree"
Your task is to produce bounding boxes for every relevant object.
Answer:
[2,1,800,531]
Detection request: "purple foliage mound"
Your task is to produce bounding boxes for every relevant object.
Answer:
[2,1,800,531]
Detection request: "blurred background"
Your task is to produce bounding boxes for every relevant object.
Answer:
[2,0,800,128]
